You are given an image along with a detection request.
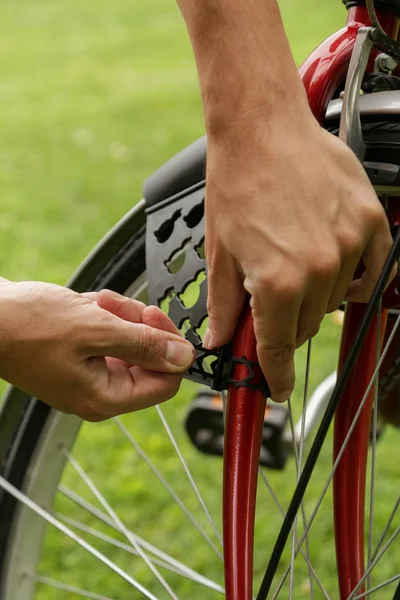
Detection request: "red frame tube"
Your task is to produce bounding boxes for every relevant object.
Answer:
[333,306,388,598]
[223,5,399,600]
[223,304,266,599]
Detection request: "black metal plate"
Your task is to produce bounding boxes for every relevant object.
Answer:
[146,182,269,395]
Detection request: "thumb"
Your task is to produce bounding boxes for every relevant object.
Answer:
[95,313,195,374]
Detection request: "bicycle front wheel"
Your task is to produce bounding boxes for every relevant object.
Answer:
[0,119,399,600]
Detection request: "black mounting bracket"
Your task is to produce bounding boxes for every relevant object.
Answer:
[145,183,269,395]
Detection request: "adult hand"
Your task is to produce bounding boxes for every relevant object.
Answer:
[178,0,395,403]
[204,124,395,402]
[0,280,194,420]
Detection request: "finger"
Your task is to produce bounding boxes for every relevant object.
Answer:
[296,293,328,349]
[249,283,301,403]
[93,314,195,373]
[142,305,182,336]
[346,223,395,303]
[326,253,360,313]
[108,359,182,413]
[205,250,246,349]
[96,289,146,323]
[84,358,182,420]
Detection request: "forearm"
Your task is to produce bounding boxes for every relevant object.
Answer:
[177,0,312,138]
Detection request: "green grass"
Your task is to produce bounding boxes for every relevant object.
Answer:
[0,1,399,598]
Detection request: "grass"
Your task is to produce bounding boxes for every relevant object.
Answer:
[0,0,399,598]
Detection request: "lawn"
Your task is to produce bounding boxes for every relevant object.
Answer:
[0,1,399,599]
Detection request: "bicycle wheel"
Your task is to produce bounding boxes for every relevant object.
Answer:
[0,116,399,600]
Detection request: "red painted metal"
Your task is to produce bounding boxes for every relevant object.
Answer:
[223,303,266,600]
[333,305,388,599]
[299,23,360,122]
[331,6,398,586]
[222,5,399,600]
[300,7,398,123]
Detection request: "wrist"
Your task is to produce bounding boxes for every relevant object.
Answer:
[204,80,312,143]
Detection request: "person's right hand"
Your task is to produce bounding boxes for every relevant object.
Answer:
[204,123,396,403]
[0,280,194,420]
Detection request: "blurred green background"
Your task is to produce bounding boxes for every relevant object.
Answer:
[1,1,399,599]
[0,0,344,285]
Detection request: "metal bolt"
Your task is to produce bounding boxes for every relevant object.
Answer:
[375,53,398,73]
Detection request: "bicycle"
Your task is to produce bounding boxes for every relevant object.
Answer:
[1,0,400,598]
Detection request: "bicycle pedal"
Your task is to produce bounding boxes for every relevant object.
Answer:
[184,391,289,470]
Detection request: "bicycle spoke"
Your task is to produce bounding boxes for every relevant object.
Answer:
[287,400,297,599]
[30,575,115,600]
[58,485,219,584]
[113,417,222,559]
[287,402,313,599]
[372,496,400,562]
[287,400,306,599]
[352,574,400,599]
[55,514,184,575]
[152,407,222,546]
[288,339,314,600]
[55,513,224,593]
[299,340,314,599]
[258,468,330,600]
[0,475,158,600]
[271,312,400,599]
[62,449,179,600]
[347,525,400,599]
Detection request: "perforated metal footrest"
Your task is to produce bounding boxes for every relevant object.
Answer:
[145,182,269,394]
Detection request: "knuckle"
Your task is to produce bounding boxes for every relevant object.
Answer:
[251,272,304,303]
[259,342,296,364]
[364,201,385,227]
[136,325,164,362]
[339,230,363,257]
[310,251,340,280]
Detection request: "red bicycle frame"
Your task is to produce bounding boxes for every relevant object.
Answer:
[223,5,400,600]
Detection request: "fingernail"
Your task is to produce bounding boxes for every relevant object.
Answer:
[166,339,195,368]
[272,391,291,404]
[203,328,213,349]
